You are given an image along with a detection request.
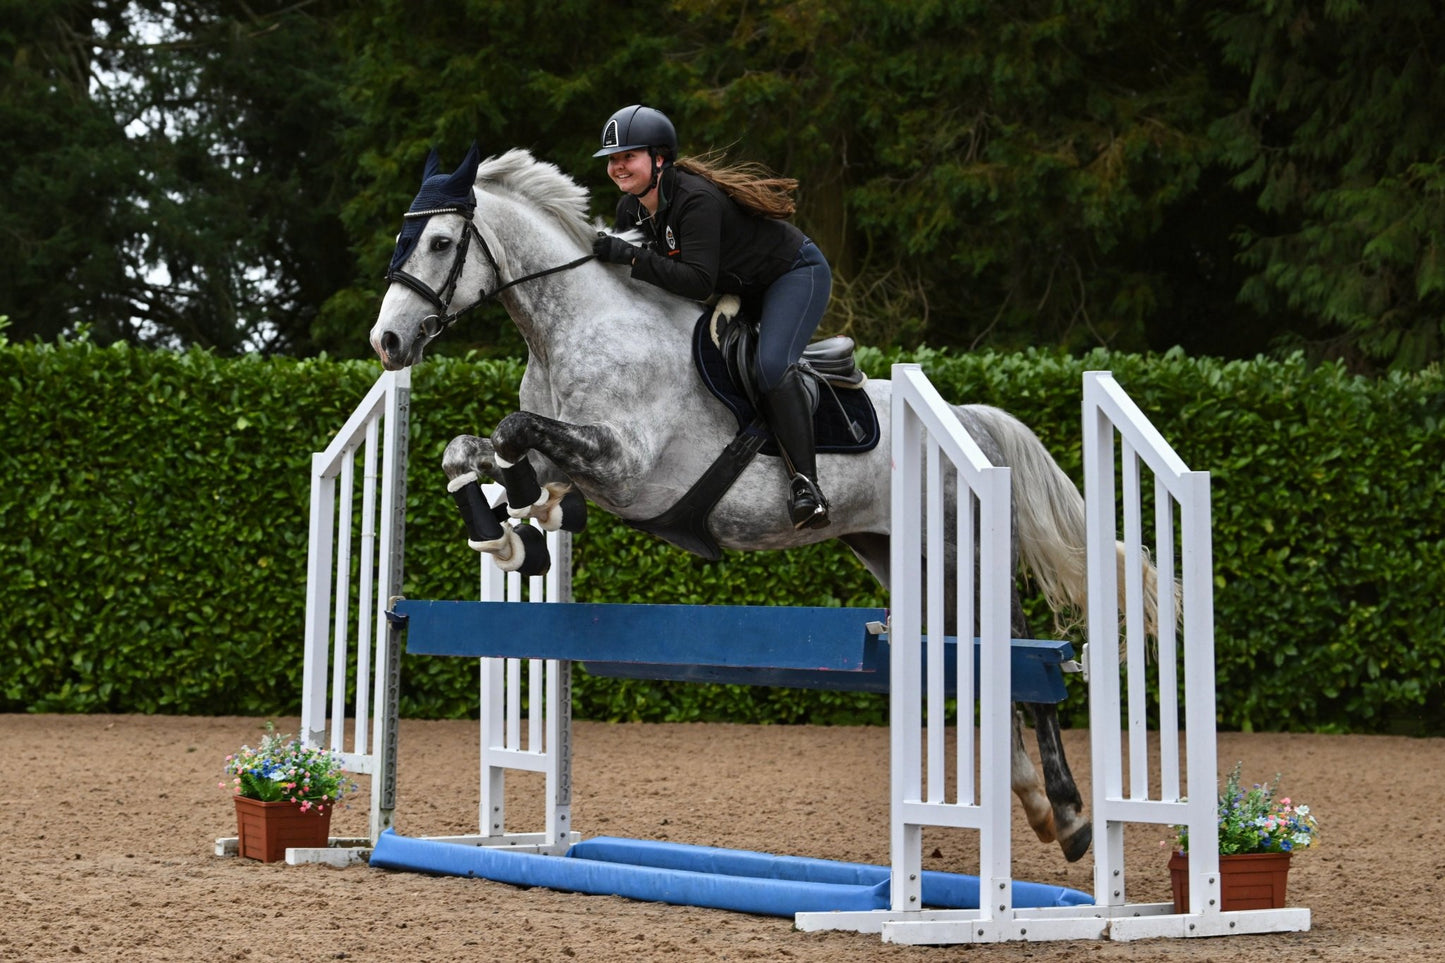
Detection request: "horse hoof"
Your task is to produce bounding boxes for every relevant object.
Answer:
[559,489,588,533]
[1058,820,1093,863]
[512,523,551,577]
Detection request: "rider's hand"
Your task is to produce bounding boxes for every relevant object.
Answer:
[593,234,639,266]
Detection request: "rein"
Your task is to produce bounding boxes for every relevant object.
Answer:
[384,199,595,337]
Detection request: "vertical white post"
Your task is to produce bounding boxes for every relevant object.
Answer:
[369,371,407,842]
[329,454,355,752]
[889,369,924,915]
[1180,468,1220,912]
[1155,478,1181,800]
[1083,371,1126,909]
[301,466,336,747]
[296,367,409,843]
[355,419,380,757]
[976,457,1013,926]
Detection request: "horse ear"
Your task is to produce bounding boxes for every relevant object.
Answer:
[451,141,482,187]
[422,149,442,180]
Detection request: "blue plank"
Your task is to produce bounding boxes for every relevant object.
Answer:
[393,598,1074,703]
[395,599,885,671]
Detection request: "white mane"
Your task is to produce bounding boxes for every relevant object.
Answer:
[474,149,599,250]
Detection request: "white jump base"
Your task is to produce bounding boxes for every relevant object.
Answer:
[211,835,373,867]
[281,364,1309,943]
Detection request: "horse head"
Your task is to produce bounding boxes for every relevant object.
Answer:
[371,143,488,369]
[371,146,606,371]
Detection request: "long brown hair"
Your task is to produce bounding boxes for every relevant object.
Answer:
[674,151,798,219]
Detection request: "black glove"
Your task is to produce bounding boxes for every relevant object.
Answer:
[593,234,640,265]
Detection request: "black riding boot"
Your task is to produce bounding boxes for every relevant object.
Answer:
[762,368,830,530]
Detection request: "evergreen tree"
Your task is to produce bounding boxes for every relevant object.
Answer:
[1209,0,1445,371]
[1,1,360,353]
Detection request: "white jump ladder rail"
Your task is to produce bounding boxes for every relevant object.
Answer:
[216,368,411,865]
[885,363,1018,942]
[1081,370,1309,940]
[423,487,578,854]
[798,363,1022,940]
[285,367,573,863]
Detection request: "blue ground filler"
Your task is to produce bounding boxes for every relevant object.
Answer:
[368,831,1093,918]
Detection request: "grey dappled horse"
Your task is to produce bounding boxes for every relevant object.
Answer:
[371,147,1156,863]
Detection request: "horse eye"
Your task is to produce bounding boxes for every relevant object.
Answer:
[430,236,453,253]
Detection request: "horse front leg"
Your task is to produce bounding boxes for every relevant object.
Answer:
[491,455,588,538]
[440,433,554,575]
[491,410,641,499]
[483,408,642,544]
[445,425,589,535]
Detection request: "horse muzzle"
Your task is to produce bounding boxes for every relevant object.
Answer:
[371,324,422,371]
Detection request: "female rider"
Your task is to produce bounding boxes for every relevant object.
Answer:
[590,104,833,530]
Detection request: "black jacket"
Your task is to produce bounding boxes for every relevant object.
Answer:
[614,166,806,301]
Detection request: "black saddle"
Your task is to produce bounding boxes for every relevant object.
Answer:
[713,308,866,411]
[697,307,879,456]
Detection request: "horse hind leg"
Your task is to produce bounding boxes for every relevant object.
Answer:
[1010,585,1092,863]
[1026,700,1092,862]
[1011,707,1057,844]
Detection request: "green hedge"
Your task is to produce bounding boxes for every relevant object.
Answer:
[2,340,1442,733]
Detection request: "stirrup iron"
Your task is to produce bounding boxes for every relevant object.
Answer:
[789,473,830,530]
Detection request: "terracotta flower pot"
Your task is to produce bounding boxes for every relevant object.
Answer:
[1168,851,1292,912]
[233,795,334,863]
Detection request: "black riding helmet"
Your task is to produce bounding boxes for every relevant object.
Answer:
[595,105,676,198]
[594,104,677,159]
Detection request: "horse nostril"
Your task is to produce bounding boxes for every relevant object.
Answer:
[380,330,401,360]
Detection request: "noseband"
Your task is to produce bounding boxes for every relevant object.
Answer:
[384,196,595,337]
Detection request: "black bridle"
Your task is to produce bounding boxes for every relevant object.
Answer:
[383,197,595,338]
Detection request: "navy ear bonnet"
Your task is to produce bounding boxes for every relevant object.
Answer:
[388,142,482,274]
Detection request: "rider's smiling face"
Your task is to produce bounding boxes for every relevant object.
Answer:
[606,149,658,196]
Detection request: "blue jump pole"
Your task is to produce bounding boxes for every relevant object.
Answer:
[392,598,1075,704]
[369,831,1092,918]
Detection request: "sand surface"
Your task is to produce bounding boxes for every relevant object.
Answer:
[3,714,1440,962]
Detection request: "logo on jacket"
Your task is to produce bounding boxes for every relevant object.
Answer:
[665,226,677,251]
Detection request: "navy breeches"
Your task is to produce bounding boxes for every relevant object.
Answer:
[755,240,832,392]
